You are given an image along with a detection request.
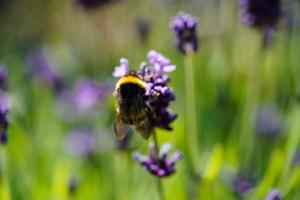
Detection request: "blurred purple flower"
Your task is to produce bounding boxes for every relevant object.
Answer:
[133,143,182,178]
[66,130,96,156]
[73,78,110,113]
[0,65,8,91]
[232,176,253,196]
[239,0,282,48]
[265,189,282,200]
[76,0,117,9]
[239,0,282,29]
[255,104,282,136]
[171,11,199,54]
[58,78,111,118]
[0,91,9,144]
[27,48,64,93]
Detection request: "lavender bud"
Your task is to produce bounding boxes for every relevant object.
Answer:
[239,0,282,29]
[171,12,199,54]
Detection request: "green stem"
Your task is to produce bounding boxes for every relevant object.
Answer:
[239,34,265,169]
[184,51,200,171]
[152,131,165,200]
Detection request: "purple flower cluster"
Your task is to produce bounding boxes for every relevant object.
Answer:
[142,50,177,130]
[239,0,281,29]
[265,189,282,200]
[113,50,177,131]
[0,91,9,144]
[58,78,111,118]
[0,65,9,144]
[73,78,110,113]
[133,143,182,177]
[27,48,64,93]
[171,12,198,54]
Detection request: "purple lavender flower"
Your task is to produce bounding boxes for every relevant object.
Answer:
[239,0,281,29]
[66,129,96,156]
[133,143,182,177]
[142,51,177,130]
[0,65,8,91]
[171,12,199,54]
[232,176,253,196]
[76,0,116,9]
[27,48,64,93]
[265,189,282,200]
[58,78,111,118]
[255,104,282,136]
[0,91,9,144]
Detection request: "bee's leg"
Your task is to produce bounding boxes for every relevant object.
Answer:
[136,116,152,140]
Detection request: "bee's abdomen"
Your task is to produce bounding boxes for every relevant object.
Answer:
[122,112,146,125]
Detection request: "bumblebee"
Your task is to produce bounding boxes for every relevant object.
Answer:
[114,71,152,140]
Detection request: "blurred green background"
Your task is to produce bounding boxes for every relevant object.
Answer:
[0,0,299,199]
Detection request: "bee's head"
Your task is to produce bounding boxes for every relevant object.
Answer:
[116,72,146,98]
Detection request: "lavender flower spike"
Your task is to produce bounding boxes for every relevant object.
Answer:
[0,91,10,144]
[171,11,198,54]
[73,78,110,113]
[27,48,64,93]
[239,0,281,30]
[147,50,176,73]
[265,189,282,200]
[133,143,182,178]
[141,50,177,131]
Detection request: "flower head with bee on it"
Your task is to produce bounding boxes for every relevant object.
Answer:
[112,50,181,178]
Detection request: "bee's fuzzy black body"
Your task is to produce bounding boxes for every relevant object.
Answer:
[114,72,152,140]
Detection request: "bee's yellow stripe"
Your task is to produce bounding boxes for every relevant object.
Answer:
[116,75,145,89]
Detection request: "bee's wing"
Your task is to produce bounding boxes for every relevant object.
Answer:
[136,121,152,140]
[135,108,153,140]
[114,118,130,140]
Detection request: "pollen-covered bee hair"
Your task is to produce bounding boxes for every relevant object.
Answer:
[114,70,153,140]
